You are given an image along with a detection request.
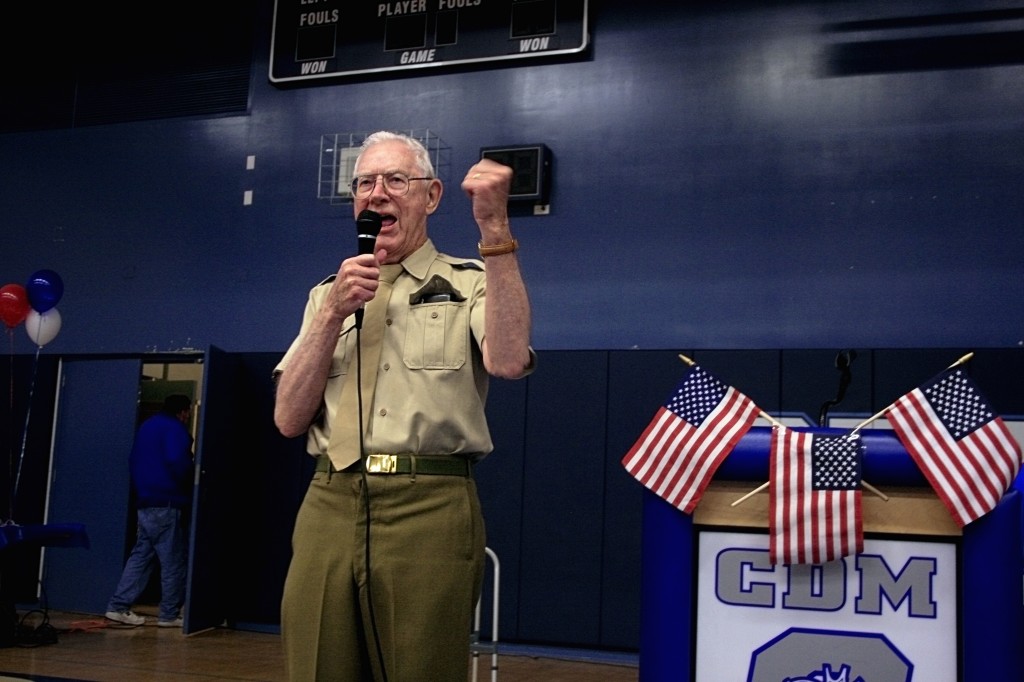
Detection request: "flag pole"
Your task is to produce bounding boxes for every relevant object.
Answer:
[676,355,890,506]
[729,478,888,507]
[675,355,788,506]
[677,346,896,507]
[849,352,974,435]
[947,351,974,368]
[848,406,890,436]
[730,481,768,507]
[861,481,888,500]
[678,354,785,428]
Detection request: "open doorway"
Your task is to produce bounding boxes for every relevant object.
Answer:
[138,360,203,438]
[123,358,204,608]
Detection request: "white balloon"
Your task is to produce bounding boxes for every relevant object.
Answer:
[25,308,62,346]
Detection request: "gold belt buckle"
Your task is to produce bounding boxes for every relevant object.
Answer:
[365,454,397,474]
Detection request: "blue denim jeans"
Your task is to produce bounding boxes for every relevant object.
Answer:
[106,507,188,621]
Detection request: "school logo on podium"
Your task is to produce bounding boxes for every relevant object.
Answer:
[747,628,912,681]
[785,664,857,682]
[695,531,955,680]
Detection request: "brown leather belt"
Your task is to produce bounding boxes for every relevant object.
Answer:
[315,454,472,477]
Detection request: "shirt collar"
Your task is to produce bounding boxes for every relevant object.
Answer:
[397,239,438,281]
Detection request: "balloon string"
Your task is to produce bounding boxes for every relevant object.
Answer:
[12,345,41,523]
[6,330,13,522]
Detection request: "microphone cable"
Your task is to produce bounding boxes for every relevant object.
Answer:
[349,207,388,679]
[353,324,389,682]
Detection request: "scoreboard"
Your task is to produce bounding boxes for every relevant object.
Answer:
[270,0,589,83]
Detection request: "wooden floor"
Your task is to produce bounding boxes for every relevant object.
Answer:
[0,609,638,682]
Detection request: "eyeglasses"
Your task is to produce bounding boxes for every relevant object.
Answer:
[350,172,432,197]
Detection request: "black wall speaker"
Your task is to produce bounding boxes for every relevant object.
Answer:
[480,144,552,204]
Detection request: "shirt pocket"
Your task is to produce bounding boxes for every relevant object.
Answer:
[403,300,468,370]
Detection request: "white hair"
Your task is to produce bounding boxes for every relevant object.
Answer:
[356,131,436,178]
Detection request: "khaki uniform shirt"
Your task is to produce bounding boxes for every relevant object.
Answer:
[277,239,516,460]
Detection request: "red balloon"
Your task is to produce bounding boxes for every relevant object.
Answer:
[0,283,31,328]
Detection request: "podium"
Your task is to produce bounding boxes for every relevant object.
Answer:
[639,427,1023,681]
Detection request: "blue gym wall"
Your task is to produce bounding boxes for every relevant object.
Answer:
[2,0,1023,658]
[2,0,1021,354]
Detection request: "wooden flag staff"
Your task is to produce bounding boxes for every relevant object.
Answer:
[727,352,973,507]
[848,352,975,435]
[677,354,785,428]
[730,469,888,507]
[674,355,889,507]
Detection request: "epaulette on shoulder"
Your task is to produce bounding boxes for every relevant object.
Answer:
[437,253,484,272]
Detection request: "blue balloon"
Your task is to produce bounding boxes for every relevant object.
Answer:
[26,269,64,313]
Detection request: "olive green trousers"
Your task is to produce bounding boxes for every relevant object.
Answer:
[281,469,486,681]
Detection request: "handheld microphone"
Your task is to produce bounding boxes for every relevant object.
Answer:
[354,210,382,329]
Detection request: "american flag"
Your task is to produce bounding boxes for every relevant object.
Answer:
[887,367,1022,527]
[770,427,863,566]
[622,364,760,514]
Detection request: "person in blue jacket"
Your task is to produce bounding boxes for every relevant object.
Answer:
[104,394,194,628]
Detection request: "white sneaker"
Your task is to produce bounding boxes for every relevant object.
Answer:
[157,617,183,628]
[105,610,146,626]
